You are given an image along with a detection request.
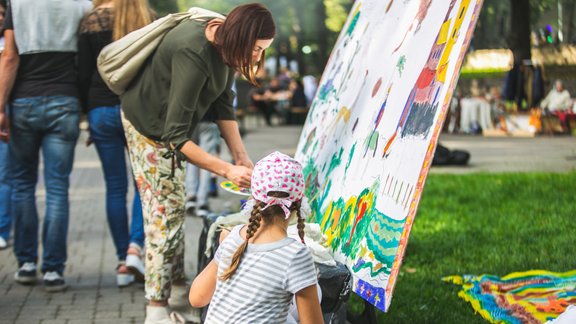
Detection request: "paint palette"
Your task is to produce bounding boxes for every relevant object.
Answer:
[220,181,252,196]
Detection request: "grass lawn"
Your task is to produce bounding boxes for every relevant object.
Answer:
[347,172,576,323]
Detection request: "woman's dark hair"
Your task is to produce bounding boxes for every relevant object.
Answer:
[213,3,275,86]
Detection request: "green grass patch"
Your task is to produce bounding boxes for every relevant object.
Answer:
[347,172,576,323]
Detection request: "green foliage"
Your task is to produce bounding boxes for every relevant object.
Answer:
[174,0,354,74]
[530,0,557,22]
[149,0,178,16]
[324,0,349,32]
[348,172,576,323]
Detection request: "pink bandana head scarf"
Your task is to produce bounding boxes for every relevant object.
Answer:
[251,151,304,219]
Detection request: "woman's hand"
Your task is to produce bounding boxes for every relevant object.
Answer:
[225,165,252,188]
[235,154,254,169]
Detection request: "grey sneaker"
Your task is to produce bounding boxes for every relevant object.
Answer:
[14,262,37,284]
[43,271,67,292]
[196,205,211,217]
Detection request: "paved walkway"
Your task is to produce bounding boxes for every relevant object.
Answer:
[0,125,574,323]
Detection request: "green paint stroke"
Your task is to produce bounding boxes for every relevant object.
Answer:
[346,9,361,37]
[345,143,356,172]
[302,145,404,275]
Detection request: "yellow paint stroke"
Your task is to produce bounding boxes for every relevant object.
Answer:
[437,19,451,45]
[437,0,471,83]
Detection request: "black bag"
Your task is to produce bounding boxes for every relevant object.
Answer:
[450,149,470,165]
[197,213,221,274]
[317,262,352,323]
[432,143,470,166]
[432,143,452,165]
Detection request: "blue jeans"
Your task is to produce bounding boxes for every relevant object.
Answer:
[185,122,220,207]
[88,106,144,261]
[9,96,80,274]
[0,141,12,241]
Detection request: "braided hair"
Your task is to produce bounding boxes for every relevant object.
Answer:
[220,193,307,280]
[219,201,264,280]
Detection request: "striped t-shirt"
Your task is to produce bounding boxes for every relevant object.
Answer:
[205,225,318,324]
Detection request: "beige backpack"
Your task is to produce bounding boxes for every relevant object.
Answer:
[97,7,224,95]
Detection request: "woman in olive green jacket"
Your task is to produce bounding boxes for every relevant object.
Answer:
[120,3,275,323]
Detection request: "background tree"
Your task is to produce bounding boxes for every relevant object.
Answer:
[509,0,532,64]
[149,0,178,16]
[173,0,353,76]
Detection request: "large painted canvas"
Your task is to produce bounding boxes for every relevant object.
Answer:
[295,0,483,312]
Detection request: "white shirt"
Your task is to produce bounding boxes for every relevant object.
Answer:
[541,89,572,112]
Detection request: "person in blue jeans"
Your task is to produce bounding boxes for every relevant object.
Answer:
[86,105,146,286]
[78,0,154,287]
[0,0,92,292]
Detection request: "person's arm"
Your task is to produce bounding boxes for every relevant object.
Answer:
[216,119,253,169]
[540,90,551,109]
[211,71,254,169]
[189,259,218,307]
[179,140,251,188]
[286,246,322,323]
[295,284,324,324]
[0,29,19,142]
[163,49,251,187]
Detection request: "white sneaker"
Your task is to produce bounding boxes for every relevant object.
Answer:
[0,236,7,249]
[144,305,176,324]
[195,205,211,218]
[43,271,67,292]
[169,285,201,323]
[126,243,145,283]
[14,262,37,284]
[170,307,201,324]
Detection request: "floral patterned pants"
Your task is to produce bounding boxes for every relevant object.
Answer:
[121,115,186,301]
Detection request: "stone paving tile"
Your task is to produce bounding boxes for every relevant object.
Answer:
[67,320,93,324]
[13,320,41,324]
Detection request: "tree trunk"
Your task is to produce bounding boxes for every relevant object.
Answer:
[317,1,329,68]
[295,33,306,75]
[509,0,531,64]
[563,0,576,43]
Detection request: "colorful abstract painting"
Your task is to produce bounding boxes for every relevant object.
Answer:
[444,270,576,323]
[295,0,483,311]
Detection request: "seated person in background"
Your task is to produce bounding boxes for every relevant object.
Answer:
[289,79,307,109]
[540,80,572,113]
[460,80,493,134]
[250,79,273,126]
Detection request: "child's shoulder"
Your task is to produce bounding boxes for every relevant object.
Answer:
[220,224,245,246]
[283,239,313,260]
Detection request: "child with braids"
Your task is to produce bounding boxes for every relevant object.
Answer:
[189,151,323,324]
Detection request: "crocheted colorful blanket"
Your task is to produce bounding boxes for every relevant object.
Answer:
[444,270,576,323]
